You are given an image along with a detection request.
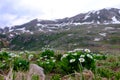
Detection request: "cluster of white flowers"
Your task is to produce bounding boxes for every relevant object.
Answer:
[2,63,5,66]
[37,59,40,61]
[63,54,68,57]
[87,54,93,59]
[51,57,54,59]
[72,53,77,56]
[84,49,91,53]
[79,58,85,62]
[9,53,20,58]
[70,59,76,63]
[9,53,15,56]
[24,50,29,53]
[19,52,24,55]
[40,57,43,60]
[73,48,84,52]
[46,61,50,64]
[44,56,48,58]
[61,54,68,60]
[68,51,74,53]
[80,55,85,57]
[28,54,34,60]
[52,60,56,62]
[19,62,22,65]
[2,60,5,62]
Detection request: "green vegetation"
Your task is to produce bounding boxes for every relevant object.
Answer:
[0,48,120,80]
[13,58,29,72]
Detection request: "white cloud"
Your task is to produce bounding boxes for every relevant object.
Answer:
[0,0,120,27]
[15,0,120,19]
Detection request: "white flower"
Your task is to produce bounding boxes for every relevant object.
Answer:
[24,50,29,53]
[19,62,22,65]
[52,60,56,62]
[96,54,101,56]
[44,56,47,58]
[14,54,20,57]
[68,51,74,53]
[28,54,34,60]
[9,53,15,57]
[74,48,83,52]
[63,54,68,58]
[46,62,49,64]
[79,58,85,62]
[61,57,63,60]
[37,59,40,61]
[19,52,24,55]
[80,55,85,57]
[45,58,47,60]
[70,59,76,63]
[84,49,91,53]
[2,63,5,66]
[2,60,5,63]
[40,57,43,60]
[72,53,77,56]
[87,54,93,59]
[61,54,68,60]
[51,57,54,59]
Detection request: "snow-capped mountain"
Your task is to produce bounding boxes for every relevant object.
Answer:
[1,8,120,33]
[0,8,120,50]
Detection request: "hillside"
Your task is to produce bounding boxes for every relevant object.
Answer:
[0,8,120,52]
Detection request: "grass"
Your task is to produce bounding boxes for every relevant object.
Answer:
[6,24,119,52]
[0,49,120,80]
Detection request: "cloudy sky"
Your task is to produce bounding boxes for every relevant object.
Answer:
[0,0,120,27]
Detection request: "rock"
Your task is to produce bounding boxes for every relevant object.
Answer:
[82,70,94,80]
[102,77,108,80]
[1,68,13,80]
[27,64,45,80]
[61,70,94,80]
[2,64,45,80]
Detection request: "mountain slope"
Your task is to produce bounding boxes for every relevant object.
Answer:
[0,8,120,51]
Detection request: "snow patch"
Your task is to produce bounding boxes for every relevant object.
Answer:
[9,34,14,38]
[68,34,73,36]
[10,34,14,37]
[25,30,30,33]
[96,11,100,14]
[48,29,53,32]
[37,23,42,26]
[79,21,94,24]
[39,28,44,31]
[104,27,115,30]
[9,29,14,32]
[98,16,100,19]
[112,16,120,23]
[99,33,106,37]
[73,23,81,25]
[30,32,34,34]
[17,27,25,31]
[94,38,101,41]
[119,10,120,14]
[91,10,96,14]
[84,13,90,20]
[97,21,100,24]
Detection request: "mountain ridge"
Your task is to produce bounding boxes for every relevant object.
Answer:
[1,8,120,33]
[0,8,120,50]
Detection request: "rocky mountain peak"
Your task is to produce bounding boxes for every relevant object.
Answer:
[1,8,120,33]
